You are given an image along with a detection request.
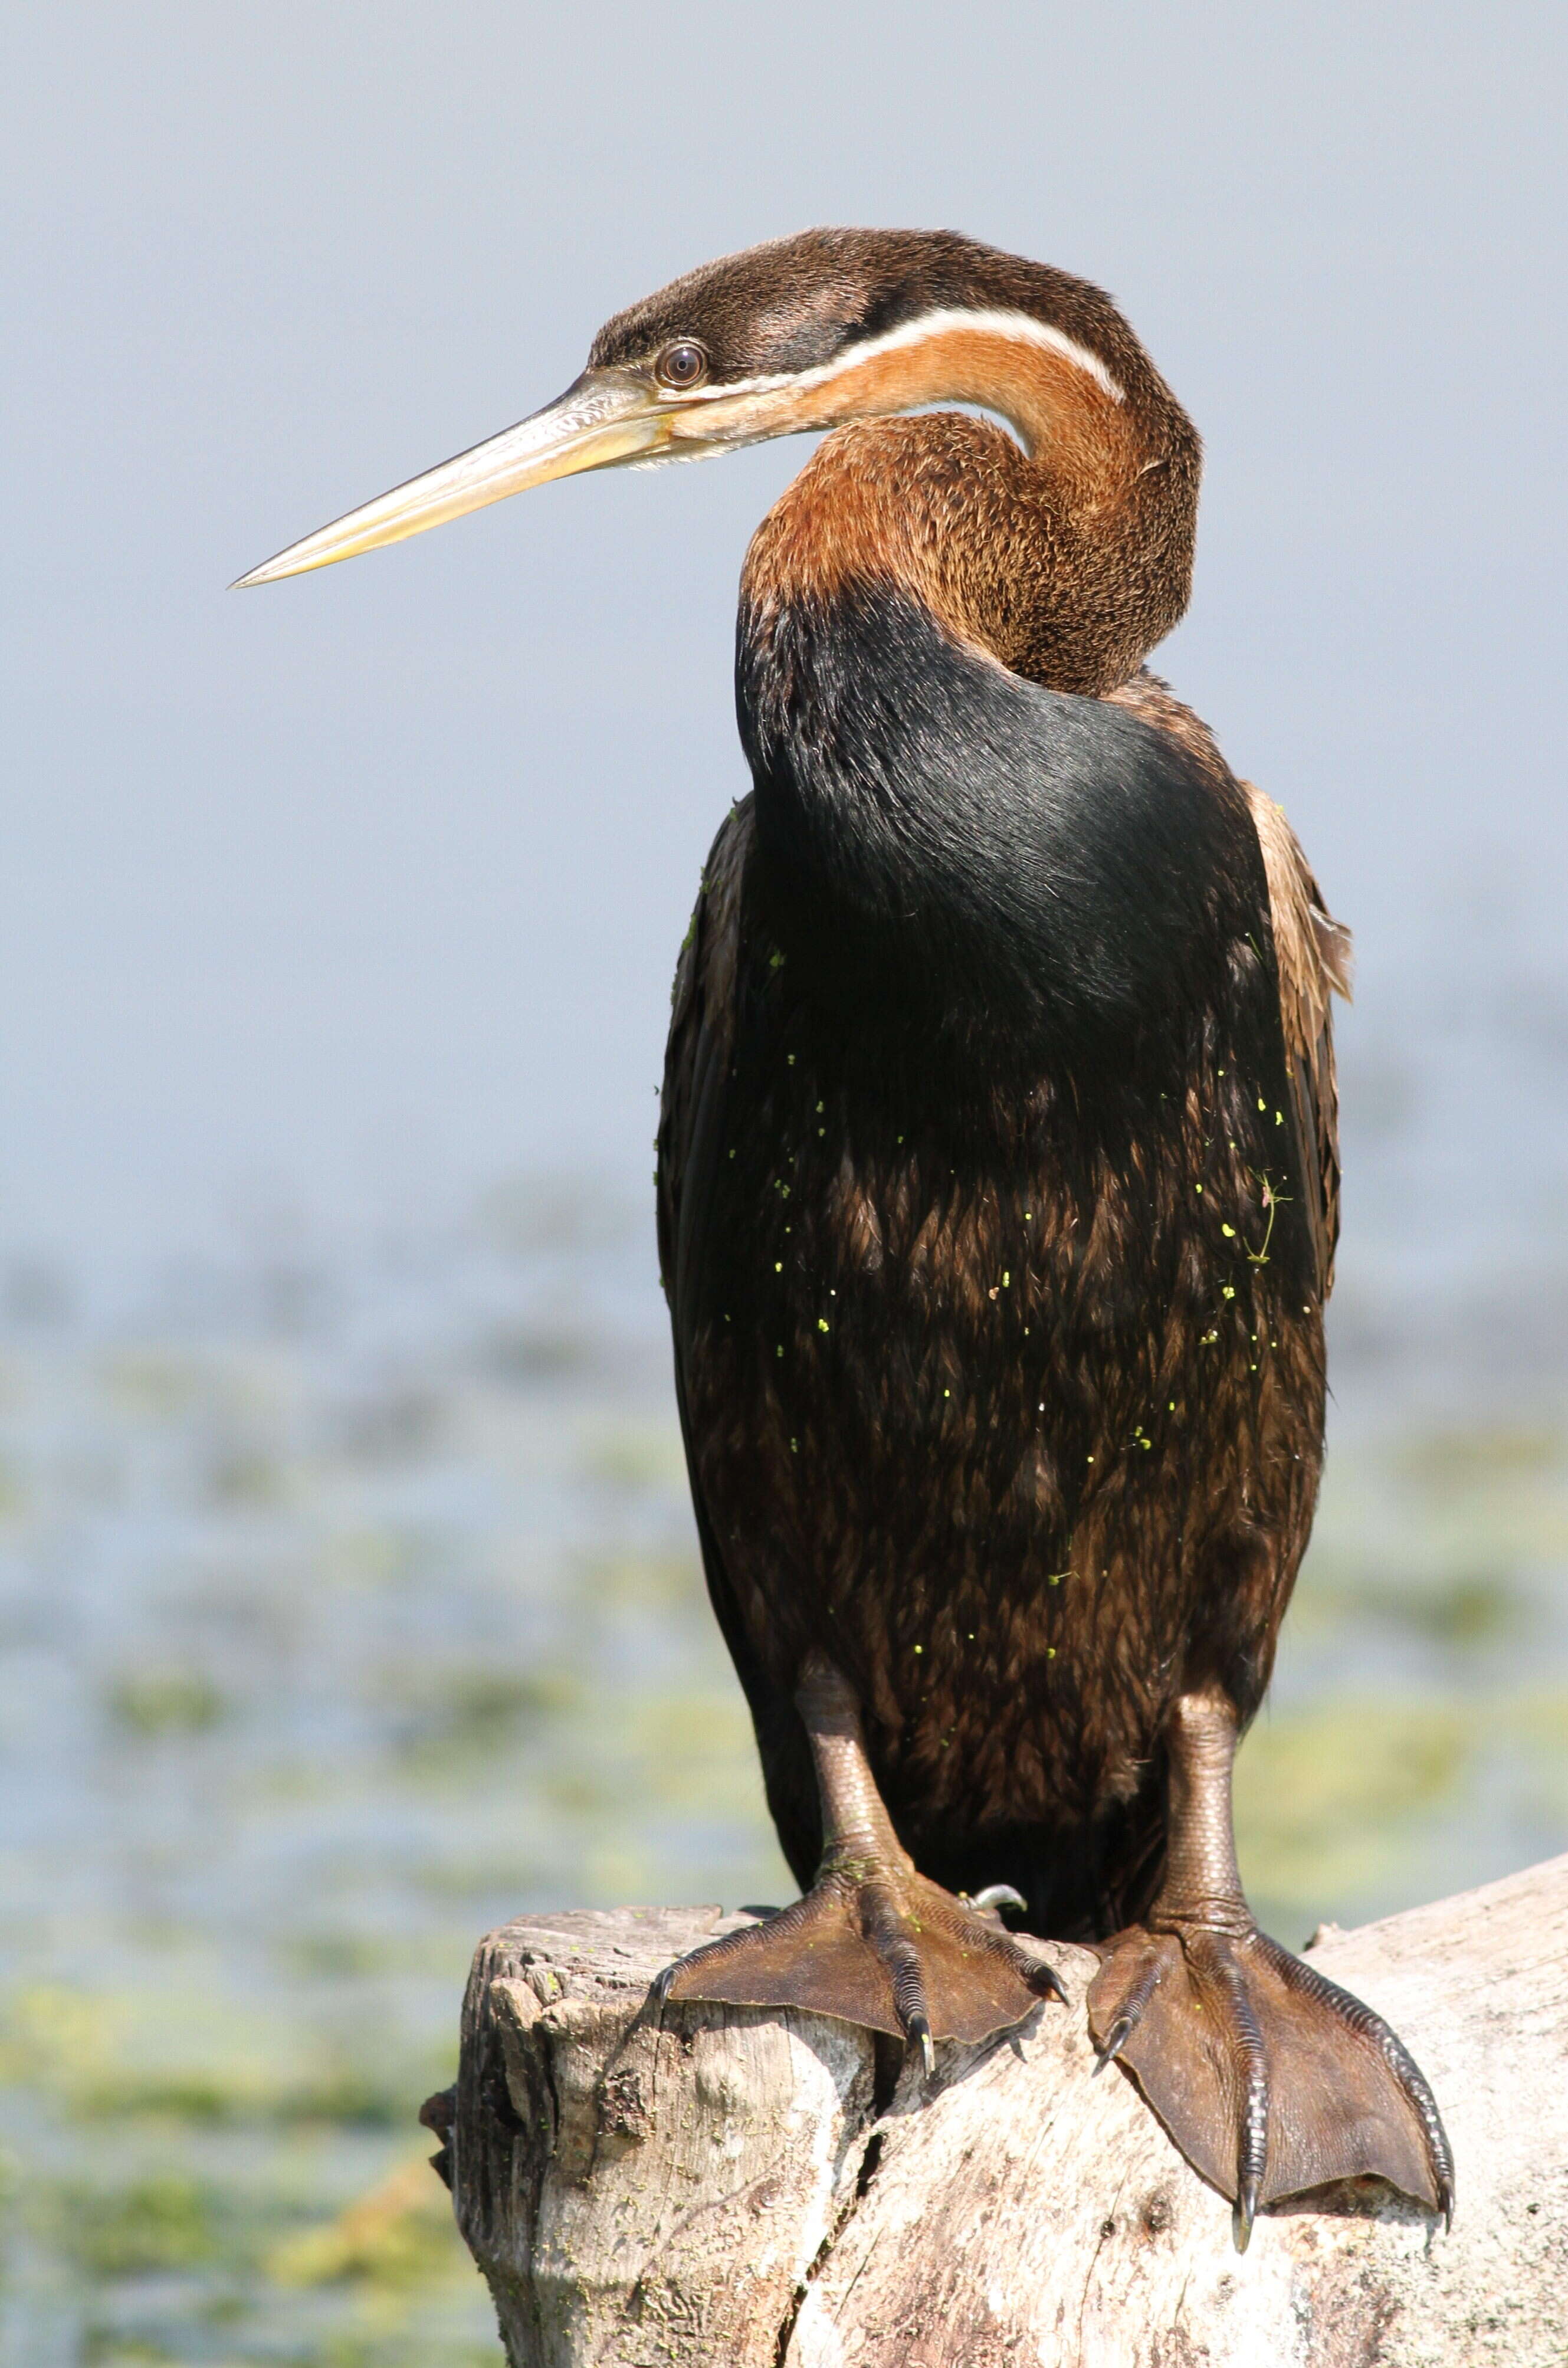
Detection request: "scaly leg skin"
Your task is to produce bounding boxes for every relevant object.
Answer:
[1087,1688,1454,2250]
[654,1655,1065,2068]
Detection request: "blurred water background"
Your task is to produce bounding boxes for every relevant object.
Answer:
[4,4,1566,2362]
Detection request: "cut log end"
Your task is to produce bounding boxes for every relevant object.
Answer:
[445,1861,1568,2367]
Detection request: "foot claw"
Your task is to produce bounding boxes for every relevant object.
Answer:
[1095,2013,1134,2071]
[967,1884,1027,1916]
[906,2013,936,2078]
[1091,1950,1161,2074]
[1234,2177,1258,2254]
[1031,1957,1070,2008]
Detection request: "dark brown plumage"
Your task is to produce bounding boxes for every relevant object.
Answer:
[240,225,1450,2249]
[660,686,1324,1936]
[647,237,1327,1933]
[642,233,1448,2241]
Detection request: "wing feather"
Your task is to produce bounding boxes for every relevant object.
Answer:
[1243,785,1351,1298]
[658,798,751,1320]
[657,800,801,1805]
[1103,670,1349,1303]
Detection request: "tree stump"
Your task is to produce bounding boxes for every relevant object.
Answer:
[429,1854,1568,2366]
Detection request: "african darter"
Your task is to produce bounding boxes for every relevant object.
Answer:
[239,228,1452,2246]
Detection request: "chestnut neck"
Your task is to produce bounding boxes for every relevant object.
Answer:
[740,333,1199,697]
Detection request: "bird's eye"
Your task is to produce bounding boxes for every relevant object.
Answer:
[657,341,708,389]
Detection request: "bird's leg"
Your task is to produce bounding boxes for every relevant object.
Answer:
[654,1654,1064,2065]
[1087,1687,1454,2248]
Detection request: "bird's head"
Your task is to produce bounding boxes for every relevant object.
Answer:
[236,228,1173,588]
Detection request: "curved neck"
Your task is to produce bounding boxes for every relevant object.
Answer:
[740,315,1199,696]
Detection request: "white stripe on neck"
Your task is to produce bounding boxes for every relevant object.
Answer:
[681,306,1126,409]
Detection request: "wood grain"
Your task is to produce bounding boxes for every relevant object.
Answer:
[442,1859,1568,2366]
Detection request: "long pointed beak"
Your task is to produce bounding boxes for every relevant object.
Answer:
[233,370,668,587]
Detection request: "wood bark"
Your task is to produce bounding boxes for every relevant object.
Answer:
[432,1854,1568,2366]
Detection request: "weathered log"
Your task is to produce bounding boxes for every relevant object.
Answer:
[432,1854,1568,2366]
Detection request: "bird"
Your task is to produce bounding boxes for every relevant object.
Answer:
[238,227,1452,2249]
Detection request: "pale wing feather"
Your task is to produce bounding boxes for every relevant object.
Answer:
[1244,785,1351,1298]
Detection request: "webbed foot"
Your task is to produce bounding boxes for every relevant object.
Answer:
[1088,1916,1452,2247]
[656,1861,1064,2064]
[652,1654,1062,2066]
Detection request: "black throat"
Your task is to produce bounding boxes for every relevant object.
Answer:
[737,582,1265,1092]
